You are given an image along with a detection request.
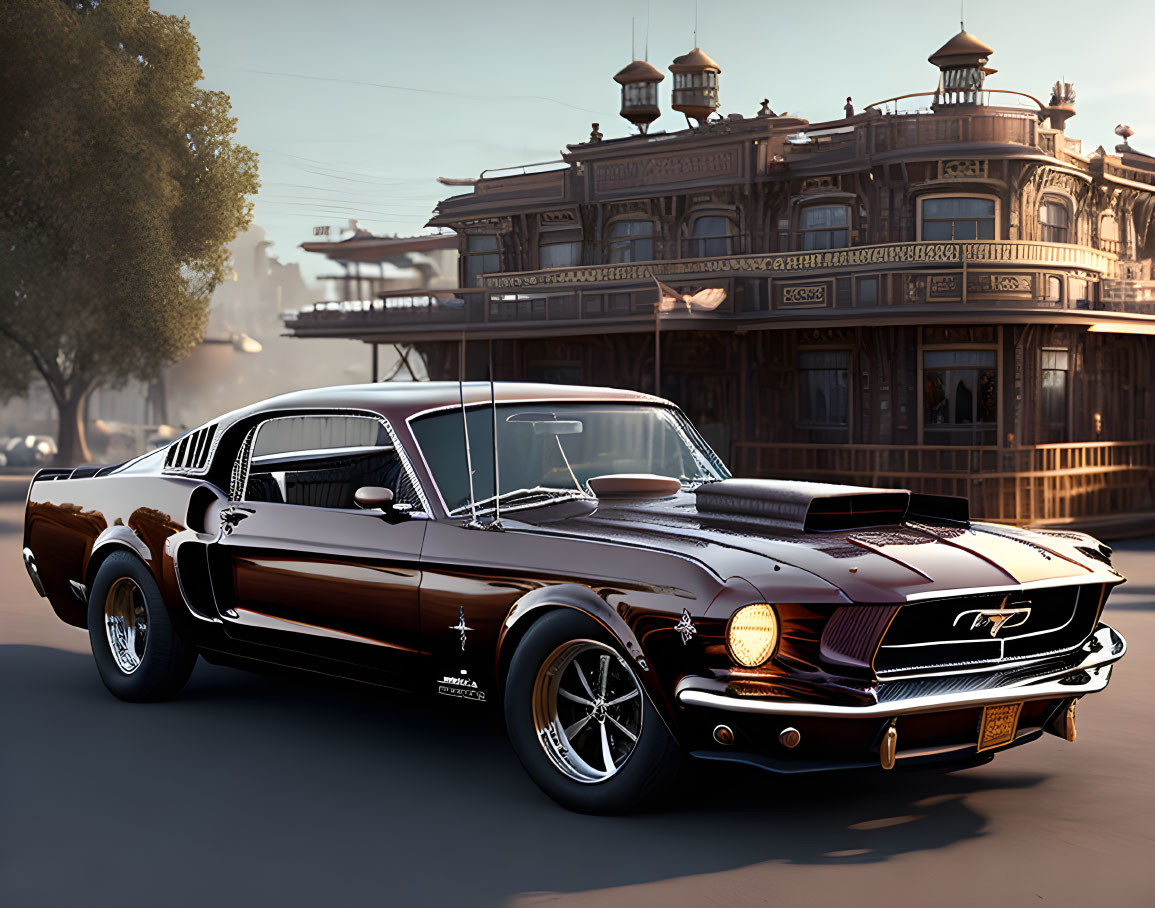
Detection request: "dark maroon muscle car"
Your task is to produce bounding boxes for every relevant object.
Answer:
[22,382,1127,812]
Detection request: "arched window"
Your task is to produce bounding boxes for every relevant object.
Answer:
[606,219,655,263]
[538,225,582,269]
[1039,196,1072,243]
[685,215,737,257]
[799,205,850,250]
[920,196,996,241]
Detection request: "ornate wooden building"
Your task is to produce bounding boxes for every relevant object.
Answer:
[285,30,1155,528]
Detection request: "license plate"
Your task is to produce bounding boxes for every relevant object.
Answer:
[977,702,1023,752]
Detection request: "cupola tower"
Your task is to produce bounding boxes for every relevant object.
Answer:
[669,47,721,124]
[613,60,664,134]
[929,29,995,107]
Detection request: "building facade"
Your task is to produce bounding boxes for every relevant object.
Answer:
[285,31,1155,528]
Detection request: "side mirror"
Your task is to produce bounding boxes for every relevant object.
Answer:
[354,486,394,509]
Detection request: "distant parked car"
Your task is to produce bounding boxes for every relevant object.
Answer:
[6,434,57,466]
[22,383,1128,813]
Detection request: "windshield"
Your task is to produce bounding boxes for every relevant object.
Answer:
[410,402,729,516]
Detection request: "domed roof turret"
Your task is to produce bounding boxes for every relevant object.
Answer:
[614,60,665,85]
[929,30,994,68]
[669,47,721,74]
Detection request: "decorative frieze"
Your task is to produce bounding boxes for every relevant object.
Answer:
[800,175,841,194]
[968,273,1033,295]
[482,241,1116,289]
[780,283,829,307]
[591,148,742,196]
[939,160,988,179]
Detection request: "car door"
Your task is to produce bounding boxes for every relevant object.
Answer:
[208,412,429,678]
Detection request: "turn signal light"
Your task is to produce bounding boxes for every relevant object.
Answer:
[726,603,779,667]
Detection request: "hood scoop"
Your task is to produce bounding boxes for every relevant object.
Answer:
[694,479,968,533]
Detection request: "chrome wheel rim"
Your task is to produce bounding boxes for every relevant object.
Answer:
[104,577,149,675]
[532,639,643,784]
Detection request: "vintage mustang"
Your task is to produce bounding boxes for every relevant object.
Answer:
[23,382,1127,812]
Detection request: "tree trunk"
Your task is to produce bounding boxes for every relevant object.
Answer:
[55,384,94,466]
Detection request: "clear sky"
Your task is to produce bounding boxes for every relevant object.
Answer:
[152,0,1155,287]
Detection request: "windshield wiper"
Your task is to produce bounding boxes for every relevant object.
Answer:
[461,486,590,514]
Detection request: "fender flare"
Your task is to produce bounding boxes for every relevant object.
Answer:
[494,583,682,737]
[85,526,152,590]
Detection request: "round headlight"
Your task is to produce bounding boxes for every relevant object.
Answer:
[727,603,779,667]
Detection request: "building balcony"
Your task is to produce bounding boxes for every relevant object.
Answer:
[282,241,1155,343]
[776,104,1049,173]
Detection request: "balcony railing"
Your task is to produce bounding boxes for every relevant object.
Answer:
[284,243,1155,339]
[734,440,1155,525]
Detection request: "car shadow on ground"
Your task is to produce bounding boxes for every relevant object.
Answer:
[0,645,1046,908]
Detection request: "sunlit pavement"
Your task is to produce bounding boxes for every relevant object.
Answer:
[1,499,1152,908]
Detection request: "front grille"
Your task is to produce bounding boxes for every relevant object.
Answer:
[874,584,1104,677]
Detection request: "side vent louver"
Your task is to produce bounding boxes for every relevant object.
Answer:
[164,424,216,474]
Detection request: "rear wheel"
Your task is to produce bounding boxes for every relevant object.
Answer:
[87,551,197,701]
[504,610,681,813]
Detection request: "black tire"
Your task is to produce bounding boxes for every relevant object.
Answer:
[87,550,197,701]
[504,609,682,814]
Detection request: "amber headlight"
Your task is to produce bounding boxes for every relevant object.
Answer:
[726,603,779,667]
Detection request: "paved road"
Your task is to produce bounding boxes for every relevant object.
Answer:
[1,500,1152,907]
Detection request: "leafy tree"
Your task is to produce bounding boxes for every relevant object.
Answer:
[0,0,259,463]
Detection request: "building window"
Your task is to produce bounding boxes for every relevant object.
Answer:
[623,81,659,109]
[920,197,996,241]
[464,234,500,287]
[685,215,737,257]
[538,226,582,269]
[1041,348,1069,433]
[856,276,879,306]
[1100,213,1120,253]
[799,205,850,250]
[799,350,850,427]
[1039,196,1072,243]
[923,349,998,445]
[1070,277,1090,308]
[607,219,655,263]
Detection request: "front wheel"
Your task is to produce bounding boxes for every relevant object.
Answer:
[87,551,197,701]
[504,610,681,813]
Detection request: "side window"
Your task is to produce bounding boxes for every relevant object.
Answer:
[236,415,421,510]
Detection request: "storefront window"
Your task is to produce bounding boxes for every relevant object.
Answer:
[799,205,850,250]
[799,350,850,427]
[1041,348,1069,433]
[923,349,998,445]
[920,197,996,241]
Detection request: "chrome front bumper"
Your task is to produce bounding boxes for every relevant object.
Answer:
[676,624,1126,719]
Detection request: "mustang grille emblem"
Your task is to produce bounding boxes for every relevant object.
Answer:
[953,606,1032,637]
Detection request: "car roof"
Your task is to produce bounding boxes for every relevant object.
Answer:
[214,382,669,430]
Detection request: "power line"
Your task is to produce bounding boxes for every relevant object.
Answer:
[232,67,611,115]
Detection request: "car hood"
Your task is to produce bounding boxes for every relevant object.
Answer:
[512,491,1121,604]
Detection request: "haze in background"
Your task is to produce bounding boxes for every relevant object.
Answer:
[153,0,1154,284]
